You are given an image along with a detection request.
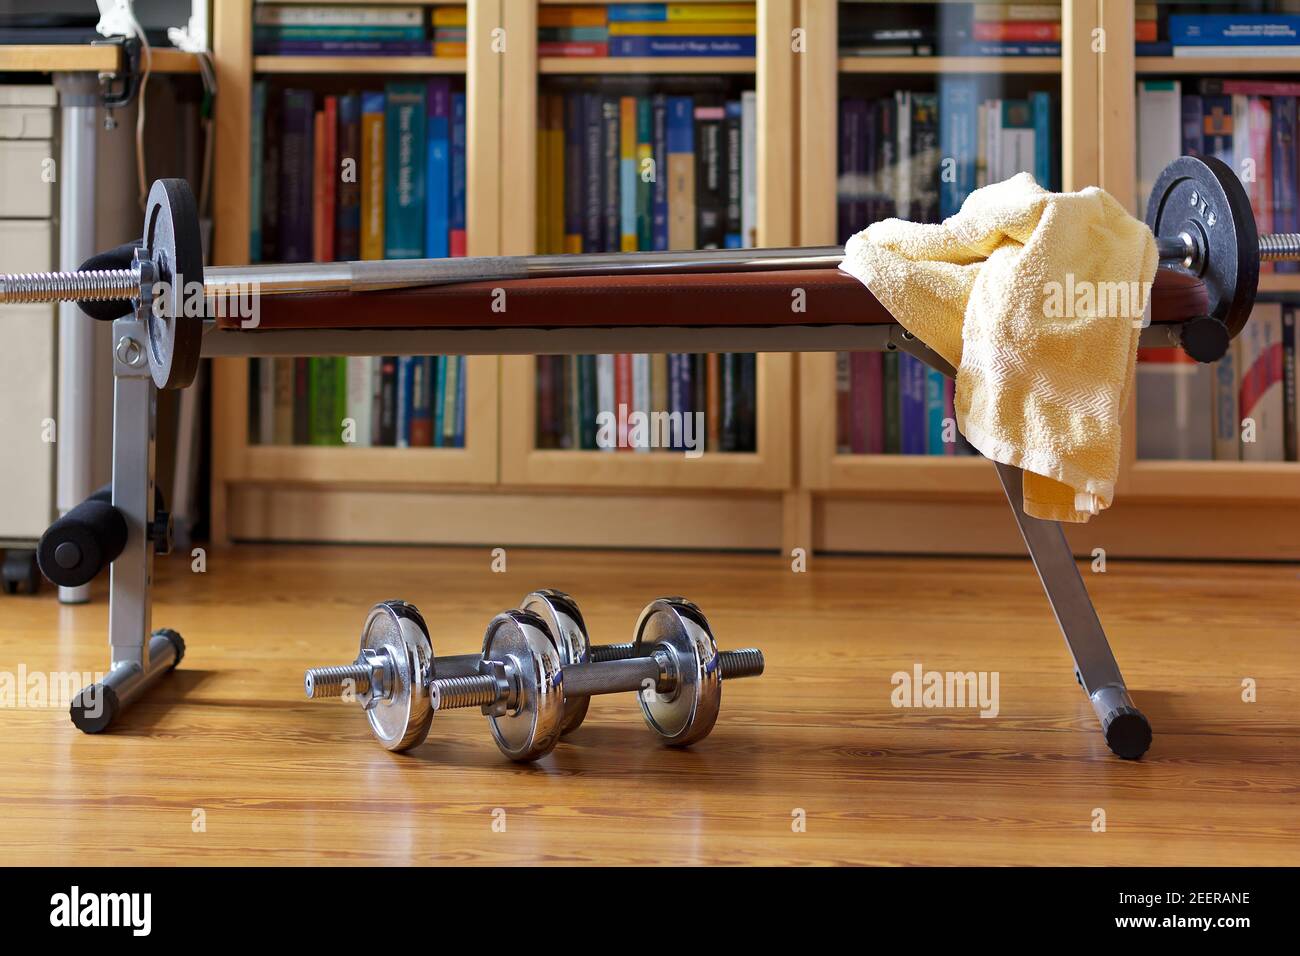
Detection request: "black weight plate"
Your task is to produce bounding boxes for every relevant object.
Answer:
[142,179,204,390]
[1146,155,1258,339]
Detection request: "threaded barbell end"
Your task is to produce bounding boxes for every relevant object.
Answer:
[718,648,764,680]
[0,269,139,304]
[433,674,499,710]
[589,642,637,663]
[1260,233,1300,261]
[304,664,372,699]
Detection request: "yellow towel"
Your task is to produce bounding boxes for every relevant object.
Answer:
[839,173,1158,523]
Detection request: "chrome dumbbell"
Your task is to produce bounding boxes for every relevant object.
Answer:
[303,597,765,761]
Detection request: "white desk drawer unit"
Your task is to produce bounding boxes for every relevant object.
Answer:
[0,85,58,544]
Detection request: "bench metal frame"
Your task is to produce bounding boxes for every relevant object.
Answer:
[81,313,1184,758]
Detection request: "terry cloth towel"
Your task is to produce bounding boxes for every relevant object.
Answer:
[840,173,1158,523]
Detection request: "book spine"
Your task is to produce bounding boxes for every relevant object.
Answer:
[637,97,654,251]
[426,79,452,259]
[432,355,447,448]
[1169,14,1300,45]
[273,357,295,444]
[538,41,609,57]
[899,354,926,454]
[723,100,743,247]
[925,367,946,454]
[257,359,275,445]
[443,354,459,446]
[597,354,616,450]
[453,356,466,448]
[1181,93,1204,155]
[882,351,901,453]
[1031,91,1052,188]
[564,94,583,252]
[408,357,431,447]
[706,353,721,450]
[450,93,467,256]
[395,356,413,447]
[369,355,384,445]
[256,5,426,27]
[608,36,756,56]
[336,94,362,260]
[579,355,597,449]
[740,90,757,247]
[1202,95,1235,165]
[738,352,756,450]
[848,353,868,454]
[376,357,397,445]
[1272,97,1298,274]
[602,97,621,251]
[620,96,638,250]
[346,355,373,446]
[694,103,726,248]
[652,94,670,250]
[279,89,315,263]
[250,82,266,262]
[384,83,427,258]
[615,353,633,450]
[293,358,310,444]
[666,96,696,250]
[309,358,341,446]
[864,352,884,453]
[632,353,651,452]
[361,91,385,259]
[583,93,604,252]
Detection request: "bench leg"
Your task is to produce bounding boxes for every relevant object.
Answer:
[992,462,1151,759]
[68,316,184,733]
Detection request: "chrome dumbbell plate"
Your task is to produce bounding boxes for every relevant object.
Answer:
[480,610,567,762]
[520,589,592,735]
[358,601,435,752]
[632,598,722,747]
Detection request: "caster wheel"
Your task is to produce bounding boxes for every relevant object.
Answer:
[1,549,40,595]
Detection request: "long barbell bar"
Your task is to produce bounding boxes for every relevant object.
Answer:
[0,246,848,306]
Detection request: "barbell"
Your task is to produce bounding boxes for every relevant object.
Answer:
[3,154,1299,390]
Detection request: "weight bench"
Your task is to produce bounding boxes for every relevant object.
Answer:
[0,154,1283,760]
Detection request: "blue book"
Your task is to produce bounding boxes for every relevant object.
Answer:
[608,4,667,21]
[1136,41,1173,56]
[724,100,743,248]
[426,79,452,258]
[454,356,467,448]
[451,93,467,255]
[1274,98,1299,274]
[957,42,1060,56]
[1169,14,1300,45]
[609,36,756,56]
[395,356,414,447]
[583,92,604,252]
[250,81,266,261]
[1202,95,1234,166]
[899,354,927,455]
[651,95,669,250]
[925,367,947,455]
[432,355,447,447]
[384,83,427,258]
[1181,94,1204,156]
[938,78,977,218]
[1030,91,1052,189]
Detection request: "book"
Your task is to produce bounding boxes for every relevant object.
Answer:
[279,88,315,263]
[1283,308,1298,461]
[596,354,616,451]
[666,96,696,249]
[336,93,362,260]
[1211,348,1240,461]
[899,353,927,454]
[250,81,266,262]
[740,90,757,247]
[1169,15,1300,46]
[256,5,425,27]
[360,91,385,259]
[620,96,638,250]
[346,355,373,446]
[426,79,452,258]
[1239,303,1286,461]
[377,356,398,446]
[653,94,670,250]
[384,83,427,258]
[1136,349,1213,459]
[694,103,726,247]
[1137,80,1182,215]
[273,358,294,444]
[608,36,756,56]
[410,357,432,447]
[309,358,346,446]
[451,92,467,256]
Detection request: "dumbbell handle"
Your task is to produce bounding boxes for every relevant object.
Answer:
[425,646,765,713]
[1158,230,1300,268]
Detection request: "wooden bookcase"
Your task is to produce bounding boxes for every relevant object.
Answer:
[211,0,1300,558]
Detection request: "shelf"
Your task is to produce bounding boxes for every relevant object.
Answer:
[1258,274,1300,294]
[237,444,485,486]
[838,56,1062,75]
[1136,56,1300,74]
[0,45,199,75]
[540,57,755,74]
[254,56,467,75]
[1127,459,1300,501]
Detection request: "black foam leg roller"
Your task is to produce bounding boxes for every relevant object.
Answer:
[37,493,128,588]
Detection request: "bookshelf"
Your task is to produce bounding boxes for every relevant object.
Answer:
[209,0,1300,558]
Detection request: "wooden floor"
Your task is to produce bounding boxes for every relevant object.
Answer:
[0,545,1296,866]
